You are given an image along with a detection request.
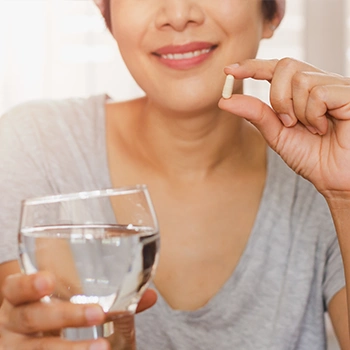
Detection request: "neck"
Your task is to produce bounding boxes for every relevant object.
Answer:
[129,98,266,180]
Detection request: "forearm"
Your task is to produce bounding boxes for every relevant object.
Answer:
[326,197,350,328]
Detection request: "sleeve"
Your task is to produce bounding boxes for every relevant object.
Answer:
[0,105,53,264]
[322,208,346,308]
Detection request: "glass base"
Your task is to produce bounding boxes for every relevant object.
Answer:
[62,314,136,350]
[62,321,115,340]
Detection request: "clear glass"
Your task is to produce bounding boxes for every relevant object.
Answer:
[18,185,160,349]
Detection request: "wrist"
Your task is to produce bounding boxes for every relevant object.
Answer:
[323,190,350,211]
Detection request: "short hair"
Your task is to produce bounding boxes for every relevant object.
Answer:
[262,0,278,21]
[101,0,278,31]
[101,0,111,31]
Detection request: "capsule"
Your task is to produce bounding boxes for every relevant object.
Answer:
[222,74,235,99]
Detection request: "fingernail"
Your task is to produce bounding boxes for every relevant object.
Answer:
[225,63,240,69]
[278,114,294,127]
[89,339,109,350]
[34,275,53,292]
[85,306,104,323]
[316,128,325,136]
[315,122,327,135]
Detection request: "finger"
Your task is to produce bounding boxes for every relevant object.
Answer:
[2,272,55,305]
[15,337,110,350]
[218,94,283,149]
[270,59,321,126]
[306,85,350,135]
[136,289,157,313]
[224,59,278,81]
[6,301,105,334]
[291,71,348,132]
[225,58,321,127]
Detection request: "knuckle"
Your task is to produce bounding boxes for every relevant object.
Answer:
[292,71,310,89]
[238,58,252,65]
[56,302,81,321]
[329,74,350,86]
[51,302,86,327]
[270,92,289,112]
[56,304,80,324]
[17,305,39,333]
[235,58,253,69]
[0,302,12,334]
[310,85,328,101]
[2,273,30,302]
[277,57,298,71]
[1,275,15,298]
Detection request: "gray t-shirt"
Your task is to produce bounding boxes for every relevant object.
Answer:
[0,95,345,349]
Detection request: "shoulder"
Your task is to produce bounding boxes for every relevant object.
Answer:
[0,94,108,164]
[1,94,107,131]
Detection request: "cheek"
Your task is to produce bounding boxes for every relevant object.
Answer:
[220,15,264,62]
[110,15,146,70]
[213,0,264,40]
[110,1,149,42]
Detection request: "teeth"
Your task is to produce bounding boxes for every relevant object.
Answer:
[161,48,211,60]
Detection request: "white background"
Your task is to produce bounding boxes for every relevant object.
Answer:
[0,0,349,115]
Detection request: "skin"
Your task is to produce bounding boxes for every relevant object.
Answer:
[220,58,350,348]
[110,0,272,112]
[0,272,157,349]
[106,0,272,312]
[1,0,350,349]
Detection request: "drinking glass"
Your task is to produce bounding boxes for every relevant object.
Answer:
[18,185,160,350]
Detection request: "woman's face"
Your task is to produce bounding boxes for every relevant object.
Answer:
[109,0,273,113]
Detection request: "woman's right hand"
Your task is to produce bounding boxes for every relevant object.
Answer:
[0,271,157,350]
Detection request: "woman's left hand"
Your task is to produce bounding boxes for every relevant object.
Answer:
[219,58,350,202]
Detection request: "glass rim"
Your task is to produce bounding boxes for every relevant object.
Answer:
[21,184,149,206]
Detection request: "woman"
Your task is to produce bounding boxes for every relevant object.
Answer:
[1,0,350,349]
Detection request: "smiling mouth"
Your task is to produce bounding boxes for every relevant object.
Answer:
[153,45,217,60]
[160,48,212,60]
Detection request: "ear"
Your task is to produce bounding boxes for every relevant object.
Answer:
[262,0,285,39]
[261,20,278,39]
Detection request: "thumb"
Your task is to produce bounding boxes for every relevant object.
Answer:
[218,94,284,148]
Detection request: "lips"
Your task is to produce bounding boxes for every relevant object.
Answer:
[159,48,212,60]
[152,42,217,70]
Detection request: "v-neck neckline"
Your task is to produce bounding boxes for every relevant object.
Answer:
[150,148,277,320]
[99,97,277,319]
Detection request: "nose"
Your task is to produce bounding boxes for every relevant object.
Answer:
[155,0,205,32]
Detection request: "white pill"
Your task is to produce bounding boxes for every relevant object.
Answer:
[222,74,235,99]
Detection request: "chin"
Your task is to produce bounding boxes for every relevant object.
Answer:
[163,97,220,115]
[159,87,221,112]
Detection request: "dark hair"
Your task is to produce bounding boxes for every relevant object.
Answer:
[102,0,112,31]
[101,0,277,31]
[262,0,278,21]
